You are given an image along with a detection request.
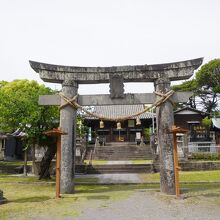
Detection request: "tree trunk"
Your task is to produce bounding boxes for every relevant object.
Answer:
[39,140,56,180]
[31,143,36,174]
[23,149,28,176]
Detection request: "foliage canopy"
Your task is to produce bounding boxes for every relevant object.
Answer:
[0,79,59,146]
[172,59,220,113]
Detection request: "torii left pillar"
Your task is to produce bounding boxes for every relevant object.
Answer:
[60,80,78,193]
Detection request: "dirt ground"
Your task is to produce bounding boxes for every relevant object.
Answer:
[1,174,220,219]
[76,189,220,220]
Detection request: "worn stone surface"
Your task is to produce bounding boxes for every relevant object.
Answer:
[38,92,193,106]
[30,58,203,84]
[109,74,125,98]
[60,80,78,193]
[155,77,175,195]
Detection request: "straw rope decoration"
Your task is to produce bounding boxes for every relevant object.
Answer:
[58,90,175,122]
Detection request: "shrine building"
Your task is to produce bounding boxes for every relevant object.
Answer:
[84,105,155,143]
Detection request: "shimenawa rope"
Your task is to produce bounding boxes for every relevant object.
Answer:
[58,90,174,122]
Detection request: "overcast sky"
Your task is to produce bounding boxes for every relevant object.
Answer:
[1,0,220,94]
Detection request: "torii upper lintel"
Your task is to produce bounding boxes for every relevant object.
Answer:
[29,58,203,84]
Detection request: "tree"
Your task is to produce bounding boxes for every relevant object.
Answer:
[0,80,59,178]
[196,59,220,93]
[172,79,197,109]
[172,59,220,113]
[0,80,58,132]
[195,59,220,113]
[202,116,212,128]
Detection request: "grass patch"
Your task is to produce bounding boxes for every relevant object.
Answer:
[0,176,159,219]
[181,183,220,205]
[139,170,220,182]
[0,173,10,177]
[76,184,159,194]
[75,177,98,183]
[132,160,153,164]
[0,174,97,184]
[0,175,220,219]
[179,170,220,182]
[0,182,79,219]
[189,160,220,163]
[0,174,55,184]
[0,161,32,167]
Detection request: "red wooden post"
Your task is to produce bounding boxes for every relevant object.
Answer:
[171,126,188,199]
[44,128,67,198]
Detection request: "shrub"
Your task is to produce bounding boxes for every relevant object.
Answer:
[191,153,220,160]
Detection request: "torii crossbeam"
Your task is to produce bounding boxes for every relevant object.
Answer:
[30,57,203,195]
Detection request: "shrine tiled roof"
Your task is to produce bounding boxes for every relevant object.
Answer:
[174,107,209,116]
[85,105,155,120]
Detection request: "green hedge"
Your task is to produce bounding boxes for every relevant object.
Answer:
[191,153,220,160]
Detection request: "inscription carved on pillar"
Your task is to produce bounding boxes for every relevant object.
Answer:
[62,79,78,88]
[109,74,125,99]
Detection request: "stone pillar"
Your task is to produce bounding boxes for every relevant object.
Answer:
[154,77,175,195]
[60,80,78,193]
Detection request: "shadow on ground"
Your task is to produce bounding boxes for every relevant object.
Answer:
[10,196,51,203]
[180,183,220,199]
[76,184,159,194]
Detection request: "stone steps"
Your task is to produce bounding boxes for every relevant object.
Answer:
[76,164,157,174]
[86,143,153,160]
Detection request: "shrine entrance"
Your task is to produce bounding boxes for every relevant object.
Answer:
[30,58,203,195]
[85,105,154,143]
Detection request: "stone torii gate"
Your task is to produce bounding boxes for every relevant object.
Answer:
[30,58,203,195]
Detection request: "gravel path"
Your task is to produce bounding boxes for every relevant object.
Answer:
[97,174,142,184]
[76,173,142,184]
[106,161,132,165]
[75,190,220,220]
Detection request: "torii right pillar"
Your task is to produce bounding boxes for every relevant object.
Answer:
[154,76,175,194]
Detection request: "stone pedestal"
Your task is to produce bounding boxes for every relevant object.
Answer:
[60,80,78,194]
[155,77,175,195]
